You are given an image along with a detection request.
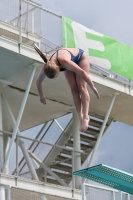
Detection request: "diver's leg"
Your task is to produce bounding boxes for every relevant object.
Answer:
[76,52,90,132]
[64,70,83,131]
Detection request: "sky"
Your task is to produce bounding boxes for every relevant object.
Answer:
[31,0,133,174]
[36,0,133,47]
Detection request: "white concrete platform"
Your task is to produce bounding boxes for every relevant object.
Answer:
[0,173,81,200]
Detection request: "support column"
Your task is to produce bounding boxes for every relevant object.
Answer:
[72,109,81,189]
[0,82,10,175]
[3,135,9,174]
[1,68,38,180]
[5,186,10,200]
[0,86,5,200]
[82,183,86,200]
[0,185,5,200]
[3,66,36,172]
[0,85,3,171]
[88,94,117,167]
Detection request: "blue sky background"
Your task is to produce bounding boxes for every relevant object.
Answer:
[24,0,133,174]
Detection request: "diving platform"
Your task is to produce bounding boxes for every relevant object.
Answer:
[0,173,81,200]
[73,164,133,194]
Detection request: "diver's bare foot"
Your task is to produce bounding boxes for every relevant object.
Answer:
[81,117,90,132]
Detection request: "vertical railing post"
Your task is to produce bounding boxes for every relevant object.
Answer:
[71,150,75,189]
[0,185,5,200]
[82,183,86,200]
[6,186,10,200]
[127,193,130,200]
[72,108,81,189]
[16,135,19,176]
[19,0,22,52]
[32,8,35,33]
[0,85,3,172]
[119,191,122,200]
[112,191,115,200]
[3,134,9,174]
[27,2,29,32]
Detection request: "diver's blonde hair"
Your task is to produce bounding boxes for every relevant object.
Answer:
[44,61,57,79]
[33,43,57,79]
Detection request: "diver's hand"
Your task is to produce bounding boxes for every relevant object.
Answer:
[40,95,47,105]
[92,87,100,99]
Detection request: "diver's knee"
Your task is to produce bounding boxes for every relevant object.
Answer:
[78,85,86,94]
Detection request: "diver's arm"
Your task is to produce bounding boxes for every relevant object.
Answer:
[36,65,47,105]
[62,60,100,99]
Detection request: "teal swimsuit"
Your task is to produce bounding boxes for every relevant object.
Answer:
[49,49,84,71]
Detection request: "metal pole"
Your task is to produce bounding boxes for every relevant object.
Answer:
[0,86,5,200]
[19,140,39,180]
[3,134,9,174]
[28,151,67,186]
[88,94,116,167]
[32,8,35,33]
[72,109,81,189]
[71,151,75,189]
[25,3,28,30]
[16,135,19,176]
[2,76,38,180]
[127,193,130,200]
[6,186,10,200]
[0,129,87,156]
[112,191,115,200]
[27,3,29,31]
[0,185,5,200]
[23,0,62,17]
[3,66,36,172]
[82,183,86,200]
[19,0,22,52]
[119,191,122,200]
[0,85,3,172]
[54,119,64,132]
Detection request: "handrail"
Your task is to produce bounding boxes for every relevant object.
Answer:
[0,130,88,155]
[23,0,62,18]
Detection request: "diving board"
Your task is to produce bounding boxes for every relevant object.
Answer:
[73,164,133,194]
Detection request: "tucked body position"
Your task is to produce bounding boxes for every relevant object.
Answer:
[34,44,100,132]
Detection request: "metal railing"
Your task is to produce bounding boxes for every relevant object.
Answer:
[82,182,132,200]
[0,128,87,189]
[11,187,74,200]
[1,126,133,200]
[0,0,62,52]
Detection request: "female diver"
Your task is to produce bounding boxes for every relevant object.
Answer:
[34,44,100,132]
